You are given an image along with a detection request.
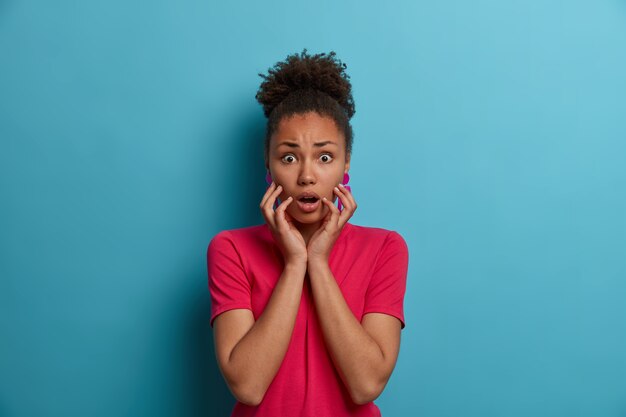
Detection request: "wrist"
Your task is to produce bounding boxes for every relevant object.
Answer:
[307,256,329,269]
[285,257,308,271]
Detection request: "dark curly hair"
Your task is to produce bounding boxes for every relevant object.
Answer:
[255,49,355,164]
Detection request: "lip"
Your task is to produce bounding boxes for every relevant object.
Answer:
[296,191,321,200]
[295,191,321,213]
[296,198,321,213]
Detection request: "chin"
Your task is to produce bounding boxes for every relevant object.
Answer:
[288,206,328,225]
[290,212,322,225]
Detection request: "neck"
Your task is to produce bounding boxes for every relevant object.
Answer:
[294,220,323,246]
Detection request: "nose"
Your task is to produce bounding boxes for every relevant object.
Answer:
[298,160,316,186]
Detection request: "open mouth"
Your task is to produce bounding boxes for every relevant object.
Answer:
[296,193,321,213]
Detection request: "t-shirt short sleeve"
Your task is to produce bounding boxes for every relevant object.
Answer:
[207,231,252,328]
[362,231,409,329]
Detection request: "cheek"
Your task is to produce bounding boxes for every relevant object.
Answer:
[327,170,345,189]
[270,172,293,200]
[268,165,287,186]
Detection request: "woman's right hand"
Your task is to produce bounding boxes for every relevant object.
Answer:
[260,182,307,265]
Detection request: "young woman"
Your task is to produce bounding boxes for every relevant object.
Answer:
[207,50,409,417]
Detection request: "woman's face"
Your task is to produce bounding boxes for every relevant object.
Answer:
[268,111,350,225]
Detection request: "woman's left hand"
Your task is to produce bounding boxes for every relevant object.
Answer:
[307,184,357,264]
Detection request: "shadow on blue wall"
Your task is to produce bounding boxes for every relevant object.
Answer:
[195,107,266,415]
[209,104,267,229]
[185,286,235,416]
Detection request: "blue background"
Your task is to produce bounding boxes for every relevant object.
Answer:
[1,1,625,416]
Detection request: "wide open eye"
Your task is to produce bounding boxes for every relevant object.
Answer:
[281,154,296,164]
[320,153,333,163]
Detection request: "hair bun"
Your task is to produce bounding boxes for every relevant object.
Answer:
[256,49,355,119]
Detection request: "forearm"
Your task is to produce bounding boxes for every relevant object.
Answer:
[307,259,386,404]
[227,262,306,404]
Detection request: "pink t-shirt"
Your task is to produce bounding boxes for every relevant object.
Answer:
[207,222,408,417]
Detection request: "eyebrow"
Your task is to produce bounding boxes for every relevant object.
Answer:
[277,141,337,148]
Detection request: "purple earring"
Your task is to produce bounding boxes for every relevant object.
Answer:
[265,171,279,210]
[338,172,351,212]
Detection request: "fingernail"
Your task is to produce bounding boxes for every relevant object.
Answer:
[338,183,345,188]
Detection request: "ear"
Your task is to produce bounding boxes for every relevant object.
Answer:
[344,153,351,173]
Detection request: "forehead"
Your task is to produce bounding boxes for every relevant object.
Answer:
[272,112,344,145]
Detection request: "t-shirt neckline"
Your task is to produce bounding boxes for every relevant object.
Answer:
[261,221,354,244]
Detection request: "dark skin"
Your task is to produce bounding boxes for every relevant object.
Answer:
[263,111,354,259]
[261,111,401,403]
[212,111,401,407]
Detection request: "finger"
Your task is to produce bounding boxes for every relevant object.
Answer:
[322,196,341,227]
[263,184,283,212]
[333,186,355,228]
[337,183,357,224]
[283,209,296,227]
[338,183,357,211]
[333,185,352,211]
[260,181,276,207]
[260,182,277,208]
[261,205,276,230]
[274,197,294,231]
[316,200,333,229]
[261,184,283,228]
